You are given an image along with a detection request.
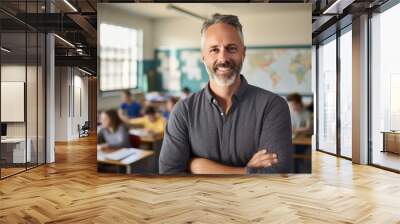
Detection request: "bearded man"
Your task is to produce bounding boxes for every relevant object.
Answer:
[159,13,292,174]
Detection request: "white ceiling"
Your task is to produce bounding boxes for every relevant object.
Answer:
[105,3,307,20]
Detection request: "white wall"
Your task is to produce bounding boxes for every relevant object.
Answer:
[72,74,89,138]
[54,67,89,141]
[79,75,89,126]
[153,8,311,48]
[97,94,121,112]
[55,67,68,141]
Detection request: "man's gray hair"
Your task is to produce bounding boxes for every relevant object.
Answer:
[200,13,244,49]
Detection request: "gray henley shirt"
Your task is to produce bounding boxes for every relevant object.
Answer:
[159,75,292,174]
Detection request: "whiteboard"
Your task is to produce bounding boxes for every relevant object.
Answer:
[1,82,25,122]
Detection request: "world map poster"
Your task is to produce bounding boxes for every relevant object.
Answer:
[155,46,312,95]
[243,47,311,95]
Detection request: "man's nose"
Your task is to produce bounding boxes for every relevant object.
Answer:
[216,48,229,63]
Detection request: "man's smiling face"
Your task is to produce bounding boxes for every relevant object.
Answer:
[201,23,246,87]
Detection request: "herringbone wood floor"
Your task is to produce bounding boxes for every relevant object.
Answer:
[0,135,400,223]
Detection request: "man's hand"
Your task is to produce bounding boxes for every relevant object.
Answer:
[246,149,278,168]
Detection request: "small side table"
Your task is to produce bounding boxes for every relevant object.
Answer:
[381,131,400,154]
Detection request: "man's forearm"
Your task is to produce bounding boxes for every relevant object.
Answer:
[190,158,246,174]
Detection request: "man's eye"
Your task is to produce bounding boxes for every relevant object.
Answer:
[210,48,218,53]
[228,47,238,52]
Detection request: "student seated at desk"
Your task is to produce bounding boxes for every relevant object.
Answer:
[162,96,179,120]
[181,87,191,100]
[286,93,313,137]
[97,109,131,150]
[126,106,166,135]
[119,90,142,119]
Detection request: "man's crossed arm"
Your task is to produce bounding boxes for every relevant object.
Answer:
[189,149,278,174]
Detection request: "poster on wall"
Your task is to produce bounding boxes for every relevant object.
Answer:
[156,46,312,95]
[242,47,312,95]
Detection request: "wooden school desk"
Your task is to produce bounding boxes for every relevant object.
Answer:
[97,148,154,174]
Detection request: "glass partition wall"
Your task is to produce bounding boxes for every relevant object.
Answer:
[317,35,337,155]
[316,0,400,172]
[316,25,353,159]
[0,2,46,179]
[370,2,400,171]
[339,27,353,159]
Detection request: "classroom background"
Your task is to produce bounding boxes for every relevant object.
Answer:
[96,3,313,174]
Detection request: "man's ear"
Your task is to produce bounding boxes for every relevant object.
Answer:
[240,46,246,63]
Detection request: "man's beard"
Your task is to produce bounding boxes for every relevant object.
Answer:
[205,59,242,87]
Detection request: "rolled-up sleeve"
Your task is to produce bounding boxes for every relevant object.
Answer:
[159,101,191,174]
[253,96,293,174]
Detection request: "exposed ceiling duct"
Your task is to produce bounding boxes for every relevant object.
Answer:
[0,0,97,75]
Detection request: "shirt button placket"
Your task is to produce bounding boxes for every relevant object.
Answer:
[213,99,224,117]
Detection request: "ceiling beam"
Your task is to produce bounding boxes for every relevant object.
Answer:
[322,0,356,14]
[55,55,96,73]
[67,13,97,40]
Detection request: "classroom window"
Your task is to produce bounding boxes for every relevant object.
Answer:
[370,2,400,171]
[317,36,337,154]
[100,24,141,91]
[339,28,352,158]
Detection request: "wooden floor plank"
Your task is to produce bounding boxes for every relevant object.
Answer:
[0,135,399,223]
